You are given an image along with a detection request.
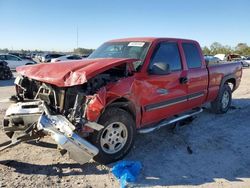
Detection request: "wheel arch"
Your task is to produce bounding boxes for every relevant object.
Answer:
[106,97,137,121]
[220,74,236,91]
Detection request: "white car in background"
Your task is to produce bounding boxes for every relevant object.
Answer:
[245,57,250,63]
[41,53,65,63]
[51,54,82,63]
[214,54,226,61]
[241,56,250,67]
[0,54,35,69]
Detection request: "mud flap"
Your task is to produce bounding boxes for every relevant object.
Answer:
[1,100,101,164]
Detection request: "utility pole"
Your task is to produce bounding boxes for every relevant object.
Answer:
[76,26,79,49]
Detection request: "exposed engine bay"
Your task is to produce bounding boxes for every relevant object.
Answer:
[1,63,131,164]
[14,64,129,126]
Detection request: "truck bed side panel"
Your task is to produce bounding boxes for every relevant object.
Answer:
[206,62,242,102]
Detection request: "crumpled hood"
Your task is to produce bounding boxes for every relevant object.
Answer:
[16,58,136,87]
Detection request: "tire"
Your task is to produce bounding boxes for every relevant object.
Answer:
[0,70,4,80]
[211,84,232,114]
[0,68,12,80]
[4,69,12,80]
[89,107,136,164]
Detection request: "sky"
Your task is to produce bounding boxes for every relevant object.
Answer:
[0,0,249,52]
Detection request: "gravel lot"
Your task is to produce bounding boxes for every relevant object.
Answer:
[0,68,250,188]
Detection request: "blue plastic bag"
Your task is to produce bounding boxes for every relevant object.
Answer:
[112,160,142,188]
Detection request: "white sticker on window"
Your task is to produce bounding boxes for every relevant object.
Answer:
[128,42,145,47]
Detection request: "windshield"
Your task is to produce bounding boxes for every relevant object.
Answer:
[88,41,150,71]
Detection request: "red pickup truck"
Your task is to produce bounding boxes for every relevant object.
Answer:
[2,38,242,164]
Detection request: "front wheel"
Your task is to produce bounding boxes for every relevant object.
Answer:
[90,107,136,164]
[211,84,232,114]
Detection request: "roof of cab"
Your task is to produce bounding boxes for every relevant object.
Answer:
[107,37,197,43]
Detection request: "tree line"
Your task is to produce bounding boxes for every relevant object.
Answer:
[203,42,250,56]
[1,43,250,56]
[0,48,94,55]
[73,48,94,55]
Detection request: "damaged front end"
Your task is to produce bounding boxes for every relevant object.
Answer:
[1,60,133,164]
[2,100,103,164]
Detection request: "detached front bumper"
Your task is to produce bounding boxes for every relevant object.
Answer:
[2,100,102,164]
[38,114,99,164]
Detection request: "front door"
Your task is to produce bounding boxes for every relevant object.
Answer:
[140,41,189,126]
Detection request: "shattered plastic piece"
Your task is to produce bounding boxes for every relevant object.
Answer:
[112,160,142,188]
[86,87,107,121]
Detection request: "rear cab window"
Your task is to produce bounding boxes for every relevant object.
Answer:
[182,43,202,69]
[149,42,182,72]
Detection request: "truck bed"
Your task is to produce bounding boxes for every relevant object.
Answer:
[207,61,242,102]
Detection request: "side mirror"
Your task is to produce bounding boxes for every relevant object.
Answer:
[149,62,170,75]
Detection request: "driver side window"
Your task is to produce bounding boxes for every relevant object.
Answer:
[149,42,182,72]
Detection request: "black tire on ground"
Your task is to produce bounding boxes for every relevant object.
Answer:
[89,107,136,164]
[0,71,4,80]
[0,68,12,80]
[211,84,232,114]
[4,69,12,80]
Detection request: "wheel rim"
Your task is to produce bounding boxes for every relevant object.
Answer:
[222,91,230,109]
[100,122,128,154]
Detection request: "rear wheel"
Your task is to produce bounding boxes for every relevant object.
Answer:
[90,107,136,164]
[211,84,232,114]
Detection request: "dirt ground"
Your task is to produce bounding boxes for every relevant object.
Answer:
[0,68,250,188]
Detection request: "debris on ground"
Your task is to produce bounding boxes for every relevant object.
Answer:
[112,160,142,188]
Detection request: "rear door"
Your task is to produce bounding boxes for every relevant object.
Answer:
[181,42,208,109]
[140,41,189,125]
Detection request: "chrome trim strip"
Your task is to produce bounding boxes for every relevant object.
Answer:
[146,99,187,112]
[188,93,204,100]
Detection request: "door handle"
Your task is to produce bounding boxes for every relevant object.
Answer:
[179,77,188,84]
[156,88,168,95]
